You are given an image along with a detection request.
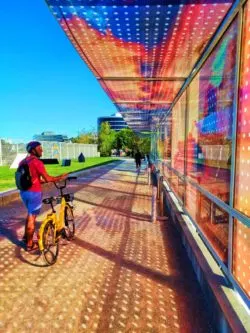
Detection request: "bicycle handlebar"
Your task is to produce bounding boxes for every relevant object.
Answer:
[53,176,77,190]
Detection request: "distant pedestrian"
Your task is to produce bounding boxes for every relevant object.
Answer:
[134,150,142,169]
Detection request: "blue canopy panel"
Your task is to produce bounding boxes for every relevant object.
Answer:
[46,0,233,131]
[116,102,170,129]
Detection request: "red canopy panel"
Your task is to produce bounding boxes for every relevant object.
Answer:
[46,0,233,131]
[100,80,183,103]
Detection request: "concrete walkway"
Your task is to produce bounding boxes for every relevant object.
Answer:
[0,160,213,333]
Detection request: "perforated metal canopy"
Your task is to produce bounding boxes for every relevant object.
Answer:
[46,0,233,131]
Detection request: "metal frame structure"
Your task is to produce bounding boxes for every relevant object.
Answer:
[45,0,249,307]
[46,0,235,131]
[154,0,250,307]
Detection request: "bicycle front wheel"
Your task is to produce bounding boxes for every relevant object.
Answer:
[64,205,75,240]
[42,221,59,265]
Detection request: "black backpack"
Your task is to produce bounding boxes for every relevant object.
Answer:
[15,158,33,191]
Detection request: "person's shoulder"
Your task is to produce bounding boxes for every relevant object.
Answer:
[31,157,46,173]
[28,155,38,162]
[30,156,43,167]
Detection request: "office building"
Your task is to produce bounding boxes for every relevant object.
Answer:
[97,112,128,132]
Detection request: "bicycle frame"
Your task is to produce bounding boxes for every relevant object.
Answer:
[37,177,76,254]
[38,196,67,251]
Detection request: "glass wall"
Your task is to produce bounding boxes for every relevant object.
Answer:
[171,93,186,176]
[234,2,250,218]
[169,93,186,202]
[162,116,172,181]
[185,19,238,264]
[233,0,250,298]
[186,20,237,202]
[153,1,250,304]
[233,219,250,298]
[185,182,229,263]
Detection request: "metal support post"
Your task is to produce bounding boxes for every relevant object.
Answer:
[147,165,151,185]
[158,176,164,216]
[151,184,157,223]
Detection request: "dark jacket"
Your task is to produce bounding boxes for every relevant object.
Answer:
[134,152,142,161]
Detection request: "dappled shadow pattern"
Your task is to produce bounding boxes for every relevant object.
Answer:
[0,160,214,332]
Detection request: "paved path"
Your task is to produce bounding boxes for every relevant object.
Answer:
[0,160,213,333]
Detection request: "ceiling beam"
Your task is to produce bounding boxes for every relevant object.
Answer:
[98,77,186,82]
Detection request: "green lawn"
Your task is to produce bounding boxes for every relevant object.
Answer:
[0,157,118,192]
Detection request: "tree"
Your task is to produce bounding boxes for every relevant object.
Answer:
[71,128,98,144]
[136,137,151,155]
[115,128,136,151]
[98,122,116,156]
[114,128,151,156]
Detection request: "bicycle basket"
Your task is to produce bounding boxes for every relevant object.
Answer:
[64,193,74,202]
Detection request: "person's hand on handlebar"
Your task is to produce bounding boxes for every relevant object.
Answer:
[53,175,77,190]
[56,173,69,182]
[56,174,77,182]
[42,172,68,183]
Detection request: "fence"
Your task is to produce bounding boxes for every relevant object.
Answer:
[0,140,100,166]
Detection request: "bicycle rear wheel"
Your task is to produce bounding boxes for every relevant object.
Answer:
[63,205,75,240]
[42,221,59,265]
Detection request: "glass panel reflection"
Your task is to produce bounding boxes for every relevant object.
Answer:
[163,163,172,182]
[161,116,172,166]
[171,93,186,175]
[161,115,172,180]
[186,20,237,204]
[235,1,250,218]
[170,172,185,203]
[185,183,229,263]
[233,219,250,298]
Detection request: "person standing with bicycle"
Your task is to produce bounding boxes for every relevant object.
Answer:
[17,141,68,251]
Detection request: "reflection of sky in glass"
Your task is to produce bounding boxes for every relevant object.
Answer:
[196,108,232,135]
[197,21,237,139]
[186,20,237,193]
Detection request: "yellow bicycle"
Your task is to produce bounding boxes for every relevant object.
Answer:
[37,176,77,265]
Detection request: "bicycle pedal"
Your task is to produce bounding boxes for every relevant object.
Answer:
[61,230,67,239]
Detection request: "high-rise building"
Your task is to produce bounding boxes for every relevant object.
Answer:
[97,112,128,132]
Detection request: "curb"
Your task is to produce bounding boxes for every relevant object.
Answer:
[0,189,20,206]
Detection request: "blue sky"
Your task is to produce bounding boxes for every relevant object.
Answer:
[0,0,116,142]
